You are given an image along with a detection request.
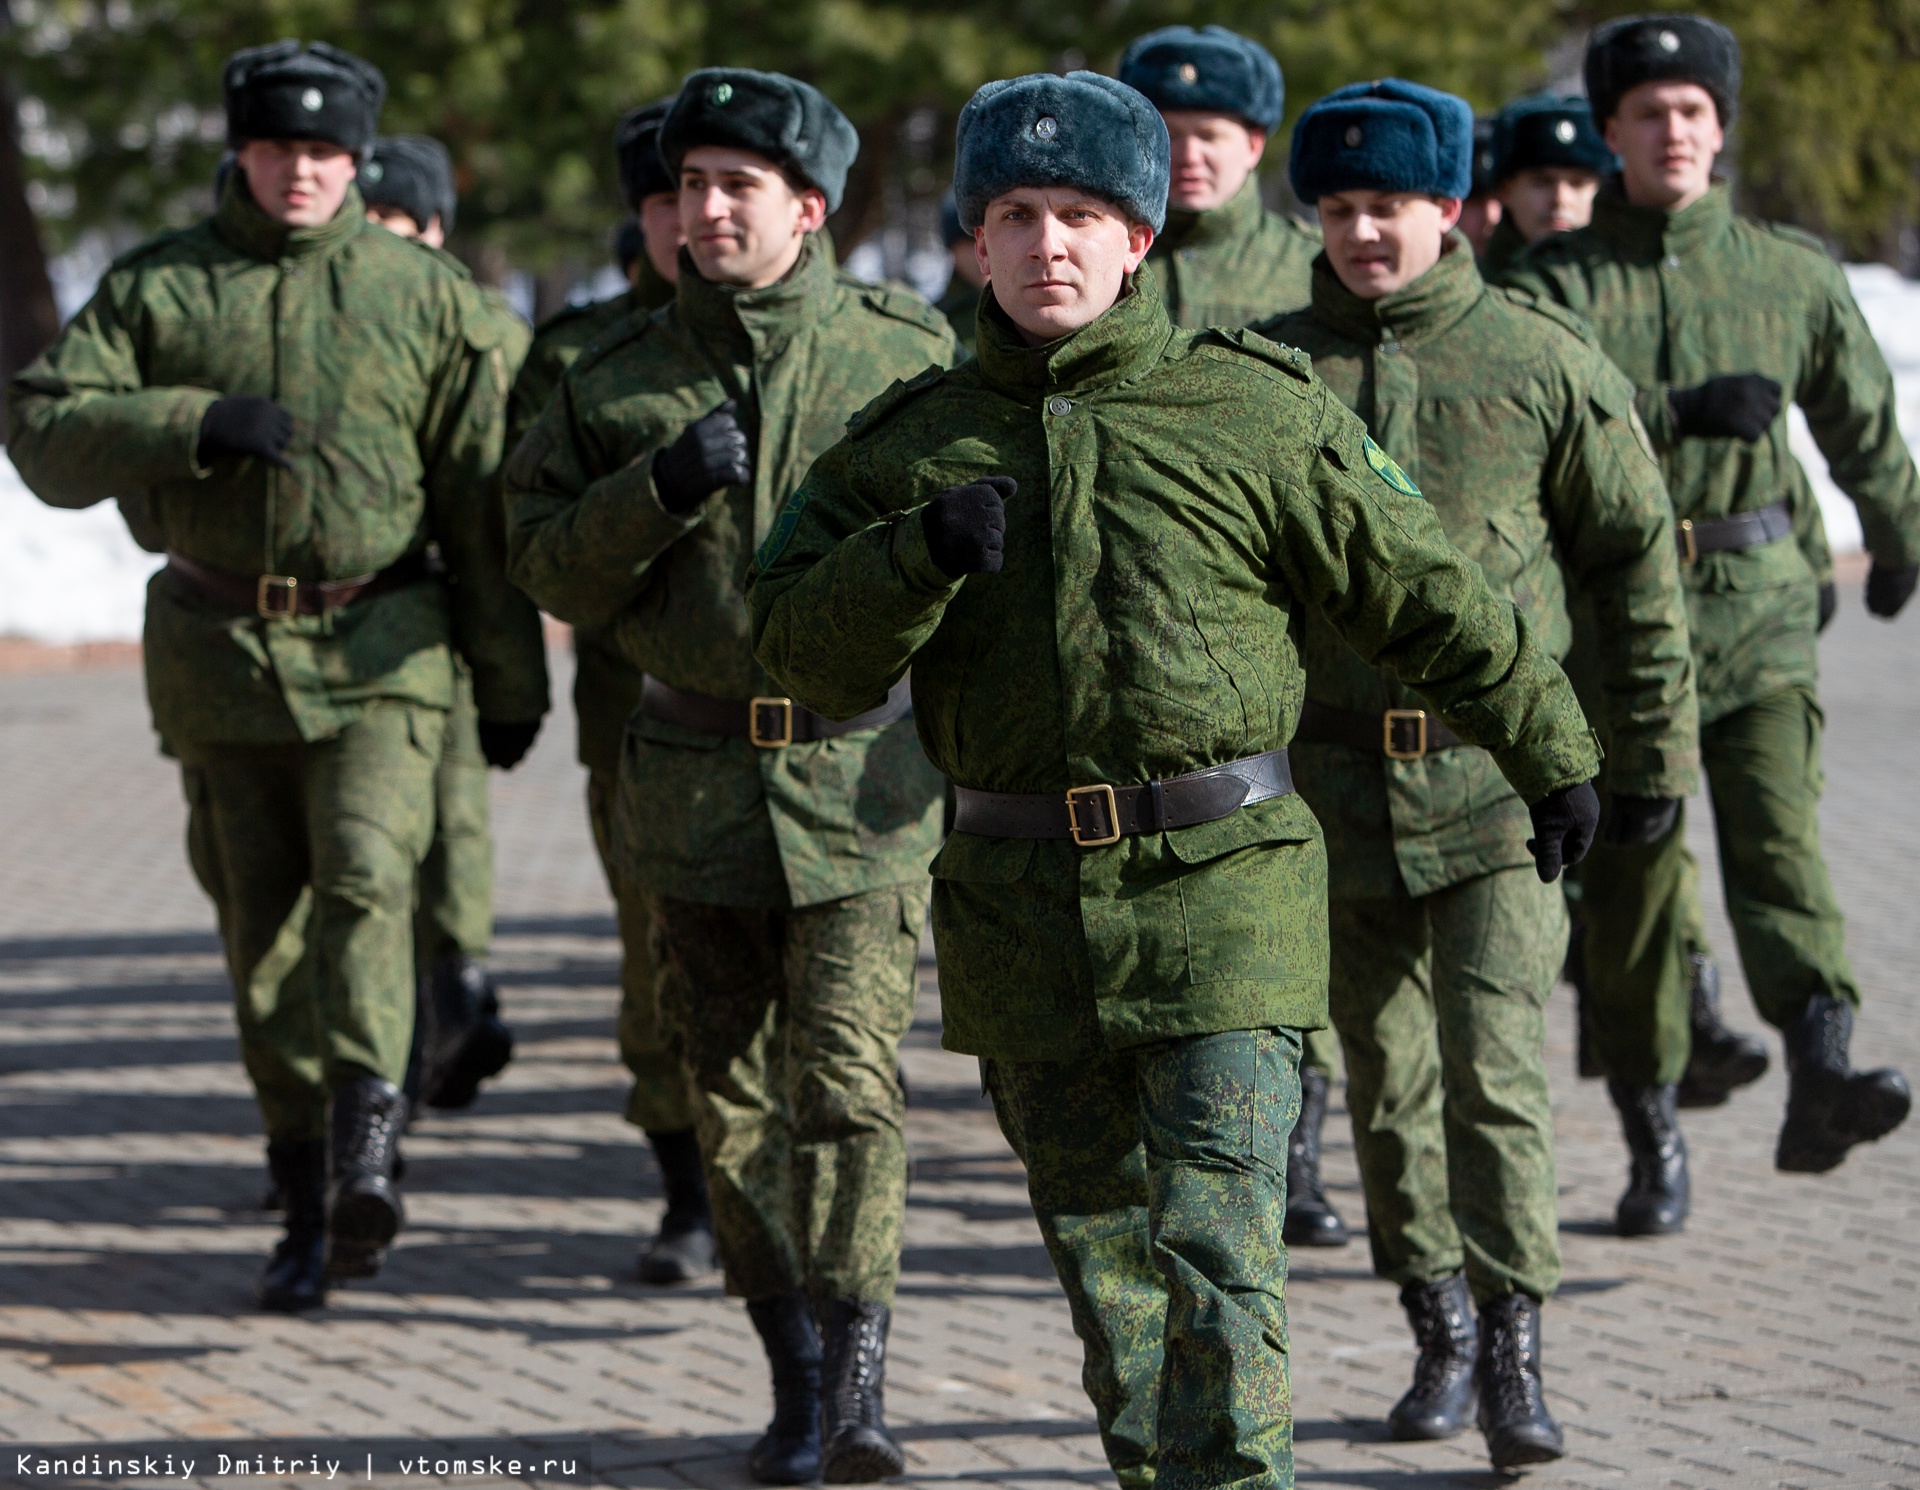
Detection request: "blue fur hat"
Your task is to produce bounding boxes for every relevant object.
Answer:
[954,71,1171,232]
[1117,25,1284,132]
[1288,79,1474,204]
[1493,94,1615,181]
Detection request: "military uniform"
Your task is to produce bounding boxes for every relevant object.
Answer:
[749,272,1600,1490]
[505,232,954,1311]
[1256,241,1695,1306]
[1508,181,1920,1078]
[1145,179,1318,330]
[8,178,549,1135]
[935,277,983,356]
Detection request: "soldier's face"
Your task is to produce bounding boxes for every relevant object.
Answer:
[976,188,1154,345]
[236,138,358,227]
[1318,190,1462,299]
[1161,112,1267,213]
[1498,167,1601,243]
[1605,81,1723,212]
[680,147,827,289]
[639,191,685,284]
[365,204,445,249]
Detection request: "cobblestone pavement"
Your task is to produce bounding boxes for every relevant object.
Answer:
[0,567,1916,1488]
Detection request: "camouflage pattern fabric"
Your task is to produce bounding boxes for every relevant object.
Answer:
[652,884,926,1303]
[1146,179,1319,330]
[178,699,445,1139]
[935,278,983,357]
[1329,866,1566,1303]
[415,663,492,968]
[505,234,953,910]
[1300,1025,1341,1079]
[985,1028,1302,1490]
[749,266,1599,1063]
[8,176,549,744]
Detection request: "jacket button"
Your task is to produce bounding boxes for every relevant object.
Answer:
[1663,254,1681,270]
[1047,396,1072,416]
[1380,339,1401,356]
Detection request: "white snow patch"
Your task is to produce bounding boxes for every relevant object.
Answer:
[0,455,161,643]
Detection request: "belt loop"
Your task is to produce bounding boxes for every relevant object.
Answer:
[1148,778,1166,833]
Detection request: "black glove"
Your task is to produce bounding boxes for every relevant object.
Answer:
[1865,562,1919,619]
[477,719,541,770]
[1818,580,1838,632]
[921,477,1016,578]
[1527,780,1600,883]
[1603,794,1679,848]
[652,398,752,515]
[198,396,294,468]
[1667,374,1782,442]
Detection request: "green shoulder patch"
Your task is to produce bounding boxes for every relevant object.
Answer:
[1363,436,1421,497]
[754,488,811,573]
[846,365,946,441]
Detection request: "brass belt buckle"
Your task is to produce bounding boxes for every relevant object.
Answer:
[1065,783,1122,847]
[257,574,298,618]
[749,696,794,748]
[1383,708,1428,760]
[1676,518,1698,565]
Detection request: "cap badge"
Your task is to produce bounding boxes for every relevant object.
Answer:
[711,82,734,105]
[1658,28,1681,51]
[1034,115,1058,141]
[1554,119,1576,143]
[1344,124,1363,147]
[363,161,383,181]
[301,87,323,112]
[1177,63,1199,83]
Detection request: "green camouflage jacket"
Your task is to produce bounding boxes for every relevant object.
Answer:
[748,270,1600,1062]
[505,235,956,908]
[8,180,548,747]
[1258,242,1696,900]
[936,277,984,357]
[1506,181,1920,723]
[1144,178,1319,329]
[1477,215,1531,284]
[507,269,675,777]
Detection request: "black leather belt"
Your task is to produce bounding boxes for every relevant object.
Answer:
[166,550,434,618]
[1295,700,1466,760]
[639,675,912,748]
[1676,501,1791,563]
[950,749,1294,847]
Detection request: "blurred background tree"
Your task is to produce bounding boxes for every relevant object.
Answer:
[1,0,1916,394]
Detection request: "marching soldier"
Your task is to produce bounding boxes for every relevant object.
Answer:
[504,99,715,1285]
[1455,117,1503,255]
[1510,14,1920,1210]
[1256,80,1695,1466]
[749,69,1602,1490]
[1478,95,1612,278]
[505,69,954,1483]
[8,41,548,1311]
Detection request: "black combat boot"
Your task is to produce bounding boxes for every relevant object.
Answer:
[819,1299,904,1483]
[1475,1292,1563,1469]
[1282,1067,1350,1248]
[1564,922,1602,1080]
[1387,1273,1477,1441]
[1776,995,1912,1173]
[636,1128,717,1284]
[420,955,514,1110]
[325,1076,409,1280]
[257,1139,327,1312]
[1608,1080,1689,1236]
[744,1292,824,1485]
[1677,954,1769,1107]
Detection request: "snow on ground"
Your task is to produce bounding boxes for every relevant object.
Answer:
[2,264,1916,644]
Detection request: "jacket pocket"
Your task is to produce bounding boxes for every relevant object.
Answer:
[1164,791,1318,865]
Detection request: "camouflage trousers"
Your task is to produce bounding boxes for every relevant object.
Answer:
[585,767,696,1135]
[654,885,925,1303]
[985,1028,1301,1490]
[178,698,443,1139]
[413,665,493,970]
[1330,865,1565,1303]
[1578,686,1858,1085]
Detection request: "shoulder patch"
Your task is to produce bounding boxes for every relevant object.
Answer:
[1363,436,1422,497]
[850,279,950,339]
[754,488,812,573]
[1205,326,1314,383]
[846,365,947,441]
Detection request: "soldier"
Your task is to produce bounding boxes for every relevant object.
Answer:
[1254,80,1695,1466]
[7,41,549,1312]
[503,99,713,1286]
[1455,117,1502,255]
[748,69,1602,1490]
[1117,25,1318,328]
[1478,95,1612,279]
[361,132,525,1114]
[1509,14,1920,1209]
[1116,23,1348,1249]
[504,69,954,1483]
[934,192,987,354]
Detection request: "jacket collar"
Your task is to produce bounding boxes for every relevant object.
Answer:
[674,232,838,358]
[1158,176,1264,254]
[1308,231,1483,348]
[973,261,1175,400]
[1588,176,1733,260]
[213,172,368,264]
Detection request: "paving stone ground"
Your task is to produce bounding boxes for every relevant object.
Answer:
[0,565,1916,1488]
